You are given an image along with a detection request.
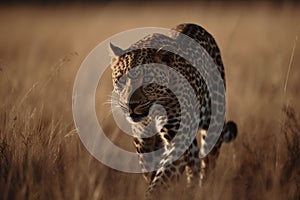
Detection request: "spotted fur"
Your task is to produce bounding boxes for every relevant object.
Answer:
[109,23,238,199]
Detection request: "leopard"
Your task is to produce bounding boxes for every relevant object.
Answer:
[109,23,238,199]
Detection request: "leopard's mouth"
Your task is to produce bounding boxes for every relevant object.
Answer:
[128,101,152,122]
[129,112,148,122]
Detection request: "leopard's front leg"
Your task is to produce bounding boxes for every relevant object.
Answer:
[145,144,187,200]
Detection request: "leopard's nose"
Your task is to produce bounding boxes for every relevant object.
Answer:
[128,108,133,115]
[129,102,140,112]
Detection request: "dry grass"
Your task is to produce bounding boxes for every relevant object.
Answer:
[0,2,300,199]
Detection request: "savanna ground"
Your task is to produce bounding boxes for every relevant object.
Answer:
[0,2,300,199]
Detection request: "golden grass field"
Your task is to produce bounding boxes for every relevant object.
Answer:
[0,2,300,199]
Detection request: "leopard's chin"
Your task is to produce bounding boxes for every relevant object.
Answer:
[126,116,145,124]
[125,116,137,124]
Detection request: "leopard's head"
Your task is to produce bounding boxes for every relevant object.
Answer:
[109,43,174,123]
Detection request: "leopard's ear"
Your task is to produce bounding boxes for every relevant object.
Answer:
[109,42,124,57]
[154,47,175,66]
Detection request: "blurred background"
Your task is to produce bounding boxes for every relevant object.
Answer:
[0,1,300,200]
[1,0,300,4]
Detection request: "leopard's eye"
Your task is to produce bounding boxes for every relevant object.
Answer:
[143,75,152,83]
[117,75,126,87]
[127,69,142,79]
